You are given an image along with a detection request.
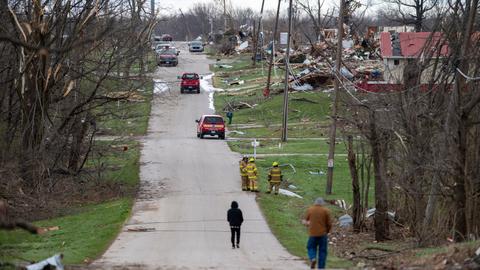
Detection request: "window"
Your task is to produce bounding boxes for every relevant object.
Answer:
[204,117,224,124]
[183,73,199,79]
[394,59,400,65]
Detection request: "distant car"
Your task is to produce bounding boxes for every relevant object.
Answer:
[189,41,204,52]
[161,34,173,41]
[155,43,172,53]
[179,73,202,94]
[196,115,225,139]
[157,47,179,66]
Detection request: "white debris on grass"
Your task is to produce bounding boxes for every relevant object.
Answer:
[201,73,225,112]
[278,188,302,198]
[153,79,169,94]
[237,41,249,51]
[288,184,297,189]
[27,254,64,270]
[229,130,245,135]
[292,83,313,91]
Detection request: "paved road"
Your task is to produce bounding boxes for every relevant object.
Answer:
[95,43,306,270]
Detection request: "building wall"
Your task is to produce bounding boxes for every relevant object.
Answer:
[383,58,446,84]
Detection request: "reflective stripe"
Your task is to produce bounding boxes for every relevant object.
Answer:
[269,168,282,182]
[246,164,257,179]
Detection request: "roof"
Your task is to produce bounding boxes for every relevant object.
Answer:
[380,32,449,58]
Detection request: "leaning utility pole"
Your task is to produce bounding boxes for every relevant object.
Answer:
[252,0,266,67]
[326,0,345,195]
[264,0,282,98]
[281,0,294,142]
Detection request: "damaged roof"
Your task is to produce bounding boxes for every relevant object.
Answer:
[380,32,449,58]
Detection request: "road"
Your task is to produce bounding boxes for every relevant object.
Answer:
[94,43,306,270]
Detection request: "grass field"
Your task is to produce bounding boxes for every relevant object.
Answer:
[0,77,152,266]
[0,199,132,265]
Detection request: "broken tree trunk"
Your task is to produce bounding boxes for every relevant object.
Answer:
[347,135,362,233]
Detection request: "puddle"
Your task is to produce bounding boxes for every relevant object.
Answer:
[153,79,169,94]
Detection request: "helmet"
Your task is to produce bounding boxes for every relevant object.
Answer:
[272,162,279,167]
[249,157,255,162]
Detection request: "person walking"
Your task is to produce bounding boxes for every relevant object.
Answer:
[302,197,332,269]
[246,158,259,192]
[239,156,249,191]
[227,201,243,249]
[266,162,282,195]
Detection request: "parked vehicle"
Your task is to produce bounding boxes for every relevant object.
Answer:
[161,34,173,41]
[157,47,179,66]
[196,115,225,139]
[179,73,202,94]
[155,43,172,53]
[189,41,204,52]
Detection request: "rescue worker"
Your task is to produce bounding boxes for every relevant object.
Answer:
[246,157,259,192]
[267,162,282,195]
[239,156,249,191]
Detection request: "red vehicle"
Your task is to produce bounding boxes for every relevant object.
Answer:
[196,115,225,139]
[179,73,201,94]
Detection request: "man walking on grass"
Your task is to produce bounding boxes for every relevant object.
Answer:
[303,197,332,269]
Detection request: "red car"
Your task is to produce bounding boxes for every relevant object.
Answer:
[196,115,225,139]
[179,73,201,94]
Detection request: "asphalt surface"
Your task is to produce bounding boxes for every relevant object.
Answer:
[94,43,306,270]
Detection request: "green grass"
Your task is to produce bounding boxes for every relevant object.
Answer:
[96,80,153,136]
[254,156,362,268]
[228,124,332,138]
[86,140,141,186]
[0,199,132,265]
[228,139,347,155]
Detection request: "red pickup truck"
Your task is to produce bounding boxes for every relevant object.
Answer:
[179,73,201,94]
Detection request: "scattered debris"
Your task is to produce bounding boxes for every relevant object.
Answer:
[228,130,245,135]
[339,214,353,228]
[292,97,319,104]
[288,184,297,189]
[278,188,302,198]
[228,80,245,86]
[127,227,155,232]
[309,170,325,175]
[27,254,64,270]
[366,208,396,221]
[215,64,233,69]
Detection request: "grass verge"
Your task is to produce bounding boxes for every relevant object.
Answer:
[1,77,153,266]
[0,199,132,265]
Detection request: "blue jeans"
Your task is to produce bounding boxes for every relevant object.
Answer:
[307,235,328,269]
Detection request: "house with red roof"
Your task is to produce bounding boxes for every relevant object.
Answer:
[379,32,449,84]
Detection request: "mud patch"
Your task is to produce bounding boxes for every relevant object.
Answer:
[136,180,168,201]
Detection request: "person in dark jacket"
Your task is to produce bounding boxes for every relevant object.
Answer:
[227,201,244,249]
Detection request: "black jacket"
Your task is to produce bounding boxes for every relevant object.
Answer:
[227,201,244,227]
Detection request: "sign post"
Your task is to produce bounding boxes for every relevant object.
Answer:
[251,139,260,159]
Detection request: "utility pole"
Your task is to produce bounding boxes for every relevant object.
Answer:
[150,0,155,17]
[281,0,294,142]
[326,0,345,195]
[252,0,265,67]
[265,0,282,98]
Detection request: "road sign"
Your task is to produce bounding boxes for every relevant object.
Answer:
[252,139,260,158]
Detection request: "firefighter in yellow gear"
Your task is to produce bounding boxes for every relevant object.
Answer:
[239,156,249,191]
[267,162,282,195]
[246,158,259,192]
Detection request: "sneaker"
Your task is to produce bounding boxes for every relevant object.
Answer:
[232,245,235,249]
[236,244,240,248]
[310,259,316,269]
